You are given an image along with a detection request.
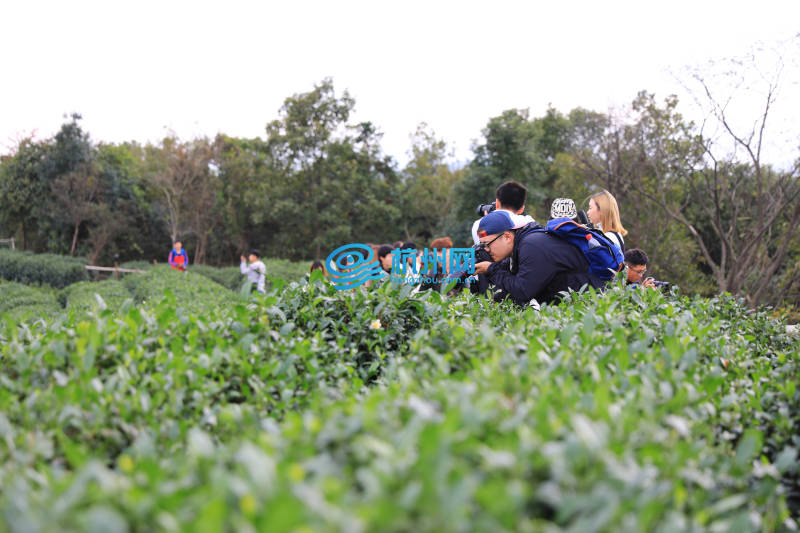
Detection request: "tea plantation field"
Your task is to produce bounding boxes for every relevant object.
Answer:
[0,266,798,532]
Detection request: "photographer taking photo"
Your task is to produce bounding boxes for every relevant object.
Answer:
[471,181,536,245]
[624,248,669,290]
[473,211,606,307]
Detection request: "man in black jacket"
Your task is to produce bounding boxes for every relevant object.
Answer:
[473,210,606,307]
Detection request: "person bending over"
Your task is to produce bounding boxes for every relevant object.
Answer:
[624,248,656,289]
[377,245,394,274]
[473,210,605,307]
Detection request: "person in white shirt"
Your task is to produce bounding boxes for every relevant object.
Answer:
[471,181,536,245]
[240,249,267,294]
[586,189,627,253]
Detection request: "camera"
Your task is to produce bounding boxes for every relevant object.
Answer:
[434,242,493,296]
[645,277,670,290]
[474,242,492,263]
[476,203,496,217]
[575,210,594,228]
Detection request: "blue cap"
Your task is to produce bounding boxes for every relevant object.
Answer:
[477,210,516,237]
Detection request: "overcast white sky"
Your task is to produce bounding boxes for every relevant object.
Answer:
[1,0,798,167]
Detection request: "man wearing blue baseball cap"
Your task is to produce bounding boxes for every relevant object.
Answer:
[473,210,605,307]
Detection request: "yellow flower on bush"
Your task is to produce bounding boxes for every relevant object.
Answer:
[240,494,257,516]
[369,319,381,330]
[118,454,134,473]
[288,463,305,481]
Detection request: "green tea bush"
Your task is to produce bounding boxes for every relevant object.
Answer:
[0,249,86,288]
[123,266,234,313]
[136,261,308,291]
[62,280,133,313]
[263,258,310,284]
[0,278,797,531]
[0,279,61,322]
[191,265,243,291]
[118,260,155,271]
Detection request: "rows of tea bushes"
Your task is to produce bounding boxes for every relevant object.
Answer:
[0,280,60,322]
[0,257,310,321]
[122,259,311,291]
[0,249,87,288]
[0,273,798,531]
[0,249,308,293]
[61,280,136,313]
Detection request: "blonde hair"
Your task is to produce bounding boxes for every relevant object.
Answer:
[590,190,628,236]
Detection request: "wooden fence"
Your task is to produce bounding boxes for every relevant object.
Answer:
[85,264,145,280]
[0,238,15,250]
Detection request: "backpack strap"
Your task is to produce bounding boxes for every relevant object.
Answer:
[609,231,626,253]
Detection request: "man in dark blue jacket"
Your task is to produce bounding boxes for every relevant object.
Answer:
[473,210,605,307]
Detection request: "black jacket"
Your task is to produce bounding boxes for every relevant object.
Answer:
[486,222,606,306]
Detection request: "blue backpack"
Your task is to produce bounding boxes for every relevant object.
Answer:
[535,218,625,280]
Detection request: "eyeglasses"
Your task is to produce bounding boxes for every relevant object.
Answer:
[480,233,504,251]
[627,265,647,275]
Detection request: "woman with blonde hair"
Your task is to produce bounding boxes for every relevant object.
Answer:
[586,189,627,252]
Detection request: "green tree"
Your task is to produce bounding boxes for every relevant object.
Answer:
[0,137,49,249]
[399,123,465,243]
[253,79,401,260]
[145,136,219,263]
[0,114,96,253]
[449,107,573,245]
[39,114,96,253]
[561,89,800,305]
[211,135,271,261]
[51,160,101,256]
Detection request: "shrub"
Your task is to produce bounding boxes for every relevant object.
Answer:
[0,249,86,288]
[0,279,797,530]
[123,266,233,313]
[191,265,243,291]
[62,280,133,313]
[263,258,310,284]
[0,280,61,321]
[118,260,155,272]
[193,260,309,291]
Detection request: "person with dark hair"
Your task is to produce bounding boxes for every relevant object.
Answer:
[471,181,536,245]
[377,245,394,273]
[361,244,394,288]
[624,248,655,289]
[309,260,326,275]
[399,241,424,282]
[240,249,266,294]
[473,210,606,307]
[495,181,528,211]
[168,240,189,271]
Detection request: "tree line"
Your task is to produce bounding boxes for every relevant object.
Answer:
[1,73,798,310]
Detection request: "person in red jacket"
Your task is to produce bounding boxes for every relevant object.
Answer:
[168,240,189,271]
